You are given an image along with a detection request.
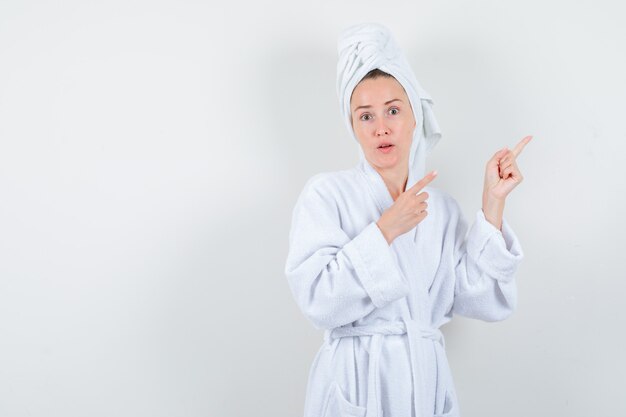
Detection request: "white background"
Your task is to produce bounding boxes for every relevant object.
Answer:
[1,1,624,416]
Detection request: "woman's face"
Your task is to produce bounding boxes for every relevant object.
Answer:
[350,76,416,173]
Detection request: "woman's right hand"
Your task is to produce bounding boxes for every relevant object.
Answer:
[376,170,438,244]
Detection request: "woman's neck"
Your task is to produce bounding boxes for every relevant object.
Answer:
[377,167,408,202]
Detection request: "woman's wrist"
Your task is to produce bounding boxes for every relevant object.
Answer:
[482,192,505,231]
[376,220,395,245]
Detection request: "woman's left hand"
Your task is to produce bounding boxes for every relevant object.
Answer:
[483,135,532,201]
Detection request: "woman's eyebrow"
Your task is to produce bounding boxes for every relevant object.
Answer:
[353,98,403,112]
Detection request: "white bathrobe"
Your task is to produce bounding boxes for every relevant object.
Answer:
[284,158,524,417]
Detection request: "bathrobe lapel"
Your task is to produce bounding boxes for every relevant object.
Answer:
[357,159,431,320]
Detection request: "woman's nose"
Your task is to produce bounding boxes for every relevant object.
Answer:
[375,120,390,136]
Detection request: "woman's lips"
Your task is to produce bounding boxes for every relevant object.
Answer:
[378,144,395,154]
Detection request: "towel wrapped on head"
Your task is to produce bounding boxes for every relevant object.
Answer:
[336,22,442,189]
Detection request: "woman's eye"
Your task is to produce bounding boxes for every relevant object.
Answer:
[389,107,399,115]
[360,114,372,121]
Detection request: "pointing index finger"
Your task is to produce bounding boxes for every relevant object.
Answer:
[408,170,438,194]
[512,135,533,157]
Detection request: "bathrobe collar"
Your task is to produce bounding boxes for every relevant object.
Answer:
[359,158,394,212]
[357,158,422,244]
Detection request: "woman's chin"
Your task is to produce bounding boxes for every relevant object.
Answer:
[370,155,400,169]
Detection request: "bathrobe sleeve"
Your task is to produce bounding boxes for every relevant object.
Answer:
[451,203,524,322]
[285,176,411,330]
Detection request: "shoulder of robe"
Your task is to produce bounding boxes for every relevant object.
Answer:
[292,170,360,226]
[299,169,357,199]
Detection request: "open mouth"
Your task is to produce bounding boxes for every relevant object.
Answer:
[378,143,395,153]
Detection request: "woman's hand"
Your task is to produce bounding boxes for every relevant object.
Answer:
[484,135,532,200]
[482,135,532,229]
[376,170,438,245]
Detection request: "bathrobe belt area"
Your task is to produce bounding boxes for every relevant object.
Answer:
[324,317,446,417]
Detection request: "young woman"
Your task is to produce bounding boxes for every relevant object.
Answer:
[285,22,531,417]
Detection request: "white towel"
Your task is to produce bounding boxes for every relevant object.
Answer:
[336,22,442,189]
